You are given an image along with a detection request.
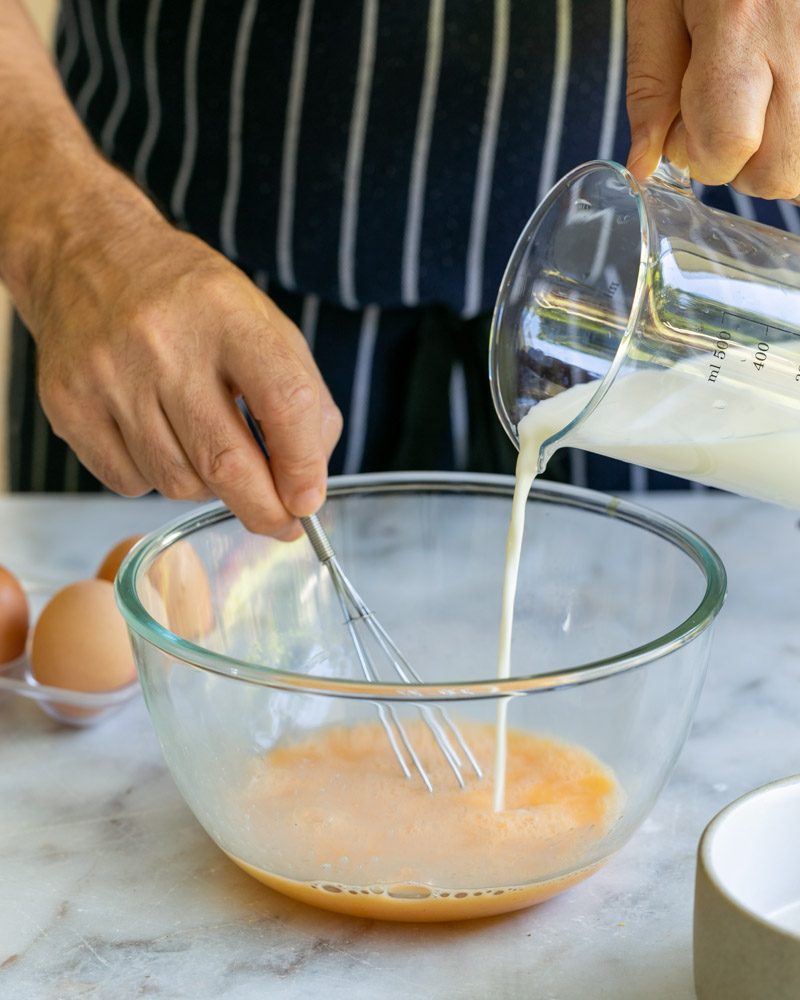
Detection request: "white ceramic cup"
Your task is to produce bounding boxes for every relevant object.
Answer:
[694,774,800,999]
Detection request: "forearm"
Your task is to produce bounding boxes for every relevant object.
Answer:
[0,0,160,328]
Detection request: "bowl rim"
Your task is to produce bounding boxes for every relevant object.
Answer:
[697,773,800,943]
[115,472,726,700]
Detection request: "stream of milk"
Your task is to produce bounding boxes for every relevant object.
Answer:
[493,362,800,810]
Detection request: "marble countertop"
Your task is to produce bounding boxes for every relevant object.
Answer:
[1,492,798,1000]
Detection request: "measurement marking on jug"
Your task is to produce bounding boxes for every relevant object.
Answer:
[712,331,731,361]
[708,328,731,382]
[753,342,769,372]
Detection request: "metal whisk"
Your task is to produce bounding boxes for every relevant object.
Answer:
[301,513,483,792]
[241,398,480,789]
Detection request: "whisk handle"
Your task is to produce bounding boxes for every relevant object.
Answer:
[301,513,335,563]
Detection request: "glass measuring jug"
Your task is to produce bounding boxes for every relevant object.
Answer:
[489,159,800,507]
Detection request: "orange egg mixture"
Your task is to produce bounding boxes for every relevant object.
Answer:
[227,720,623,920]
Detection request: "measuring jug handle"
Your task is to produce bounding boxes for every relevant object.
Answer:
[652,156,692,191]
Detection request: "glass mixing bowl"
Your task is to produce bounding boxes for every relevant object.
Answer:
[116,473,726,922]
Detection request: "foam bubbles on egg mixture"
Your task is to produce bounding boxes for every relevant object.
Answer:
[227,719,622,920]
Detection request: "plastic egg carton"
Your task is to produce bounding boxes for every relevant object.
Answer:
[0,577,139,728]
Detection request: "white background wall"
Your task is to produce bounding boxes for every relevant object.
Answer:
[0,0,58,491]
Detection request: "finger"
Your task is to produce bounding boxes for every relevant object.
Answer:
[53,410,150,496]
[680,21,772,186]
[734,76,800,200]
[162,378,300,537]
[253,289,343,458]
[663,118,690,172]
[113,396,212,502]
[227,335,328,520]
[626,0,690,179]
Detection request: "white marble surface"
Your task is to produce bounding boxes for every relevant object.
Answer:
[0,492,798,1000]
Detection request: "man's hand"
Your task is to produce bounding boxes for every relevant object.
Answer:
[0,1,340,538]
[12,165,341,537]
[627,0,800,199]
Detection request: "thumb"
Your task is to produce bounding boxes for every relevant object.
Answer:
[626,0,690,179]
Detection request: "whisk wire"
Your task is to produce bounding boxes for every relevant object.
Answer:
[302,513,481,792]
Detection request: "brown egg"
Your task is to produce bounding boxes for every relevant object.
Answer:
[0,565,29,664]
[146,540,214,641]
[96,535,144,583]
[31,580,137,714]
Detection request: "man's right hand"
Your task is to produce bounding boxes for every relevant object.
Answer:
[10,164,341,537]
[0,0,342,536]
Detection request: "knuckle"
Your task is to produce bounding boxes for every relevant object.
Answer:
[97,459,149,497]
[199,269,237,307]
[37,375,73,426]
[198,442,251,490]
[626,74,673,107]
[280,446,322,479]
[110,474,150,499]
[157,470,201,501]
[271,374,318,424]
[738,168,798,201]
[696,127,761,163]
[325,402,344,437]
[720,130,761,162]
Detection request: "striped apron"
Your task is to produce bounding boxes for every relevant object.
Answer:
[10,1,800,493]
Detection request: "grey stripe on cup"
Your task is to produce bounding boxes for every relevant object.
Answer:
[343,305,380,474]
[75,0,103,119]
[220,0,260,259]
[462,0,509,319]
[170,0,207,220]
[100,0,131,156]
[300,293,320,353]
[449,362,469,471]
[133,0,164,188]
[276,0,315,291]
[597,0,623,160]
[58,0,80,81]
[253,269,270,292]
[338,0,380,310]
[401,0,445,307]
[537,0,572,203]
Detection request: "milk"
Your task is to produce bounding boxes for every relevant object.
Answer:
[494,362,800,810]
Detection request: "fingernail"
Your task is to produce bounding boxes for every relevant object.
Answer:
[292,486,324,517]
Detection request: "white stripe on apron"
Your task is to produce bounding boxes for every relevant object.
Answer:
[338,0,380,310]
[276,0,315,291]
[778,201,800,235]
[58,0,80,82]
[220,0,260,259]
[537,0,572,203]
[401,0,446,307]
[74,0,103,119]
[133,0,164,188]
[449,362,470,471]
[170,0,207,220]
[100,0,131,156]
[462,0,510,319]
[597,0,623,161]
[300,293,321,354]
[343,304,380,474]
